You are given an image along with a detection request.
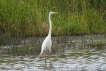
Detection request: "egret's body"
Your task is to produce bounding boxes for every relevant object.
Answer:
[40,35,52,56]
[40,11,58,56]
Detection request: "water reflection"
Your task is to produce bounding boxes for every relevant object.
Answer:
[0,49,106,71]
[0,35,106,71]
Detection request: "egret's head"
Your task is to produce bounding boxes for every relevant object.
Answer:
[49,11,59,15]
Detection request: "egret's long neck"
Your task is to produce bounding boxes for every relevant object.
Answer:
[48,13,52,37]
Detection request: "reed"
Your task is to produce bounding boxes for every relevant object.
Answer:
[0,0,106,37]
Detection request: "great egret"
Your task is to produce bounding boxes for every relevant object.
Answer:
[40,11,58,57]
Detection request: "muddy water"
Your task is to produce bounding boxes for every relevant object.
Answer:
[0,35,106,71]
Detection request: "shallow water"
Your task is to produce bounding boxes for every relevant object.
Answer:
[0,49,106,71]
[0,35,106,71]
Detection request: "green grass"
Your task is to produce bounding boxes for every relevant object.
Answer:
[0,45,40,56]
[0,0,106,37]
[88,42,106,50]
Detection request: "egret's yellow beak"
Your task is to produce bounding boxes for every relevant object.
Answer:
[53,12,59,14]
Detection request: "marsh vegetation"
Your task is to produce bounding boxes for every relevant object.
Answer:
[0,0,106,37]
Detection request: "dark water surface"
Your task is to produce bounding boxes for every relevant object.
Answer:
[0,35,106,71]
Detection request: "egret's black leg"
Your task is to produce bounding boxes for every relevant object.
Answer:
[44,51,47,65]
[49,51,51,63]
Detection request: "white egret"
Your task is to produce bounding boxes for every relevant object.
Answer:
[40,11,58,57]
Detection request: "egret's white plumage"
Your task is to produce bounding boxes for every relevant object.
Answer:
[40,11,58,56]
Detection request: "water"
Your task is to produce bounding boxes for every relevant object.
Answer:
[0,35,106,71]
[0,49,106,71]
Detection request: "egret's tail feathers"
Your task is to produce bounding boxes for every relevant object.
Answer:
[37,53,42,58]
[37,55,41,58]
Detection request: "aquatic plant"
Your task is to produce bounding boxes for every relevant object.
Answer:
[0,0,106,37]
